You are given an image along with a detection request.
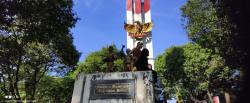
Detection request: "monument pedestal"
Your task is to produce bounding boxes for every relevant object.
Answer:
[71,71,155,103]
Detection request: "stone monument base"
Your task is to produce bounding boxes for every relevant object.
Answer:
[71,71,155,103]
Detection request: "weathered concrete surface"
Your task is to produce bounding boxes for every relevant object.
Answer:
[71,71,154,103]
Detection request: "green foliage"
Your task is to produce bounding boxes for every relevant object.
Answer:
[155,43,232,100]
[155,46,185,86]
[182,0,232,49]
[0,0,80,101]
[181,0,241,68]
[181,0,243,101]
[69,45,124,78]
[35,75,75,103]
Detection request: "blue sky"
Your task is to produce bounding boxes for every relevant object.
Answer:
[71,0,189,62]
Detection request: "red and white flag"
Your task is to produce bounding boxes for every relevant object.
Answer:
[134,0,142,22]
[126,0,133,24]
[144,0,151,23]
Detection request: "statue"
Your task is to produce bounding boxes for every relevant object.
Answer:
[104,45,127,72]
[134,48,149,71]
[103,46,116,72]
[124,48,134,71]
[118,45,134,71]
[124,21,153,38]
[130,42,143,65]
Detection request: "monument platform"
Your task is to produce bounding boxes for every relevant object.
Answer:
[71,71,155,103]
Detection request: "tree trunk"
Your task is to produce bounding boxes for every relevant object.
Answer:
[7,72,16,100]
[207,90,213,103]
[14,65,21,101]
[14,48,23,102]
[224,92,231,103]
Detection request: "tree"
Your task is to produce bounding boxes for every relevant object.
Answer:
[69,45,124,78]
[181,0,246,101]
[207,0,250,102]
[155,43,234,102]
[35,75,75,103]
[0,0,80,102]
[181,0,241,69]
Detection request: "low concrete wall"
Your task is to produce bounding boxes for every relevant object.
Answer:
[71,71,154,103]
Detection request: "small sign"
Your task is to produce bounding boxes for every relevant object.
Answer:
[90,79,135,99]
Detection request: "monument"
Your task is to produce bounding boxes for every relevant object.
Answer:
[71,71,154,103]
[71,0,158,103]
[124,0,154,70]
